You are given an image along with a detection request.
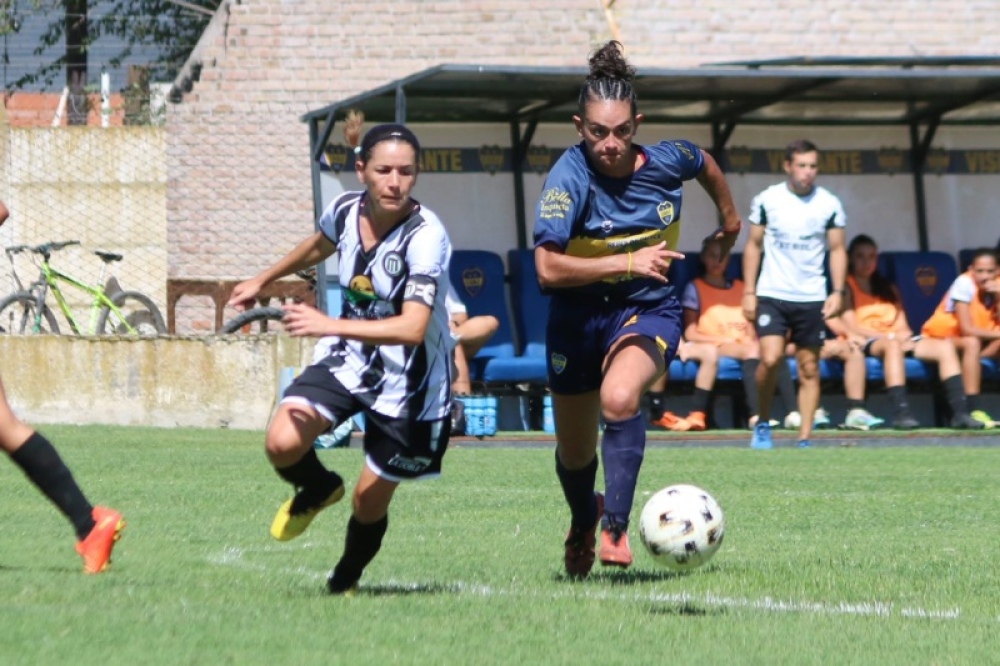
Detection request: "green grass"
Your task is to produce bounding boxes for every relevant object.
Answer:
[2,425,1000,665]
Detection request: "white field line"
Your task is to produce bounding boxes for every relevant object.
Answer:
[208,544,962,621]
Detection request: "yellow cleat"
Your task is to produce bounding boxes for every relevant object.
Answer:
[270,485,345,541]
[76,506,125,574]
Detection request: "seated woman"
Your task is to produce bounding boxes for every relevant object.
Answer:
[921,247,1000,428]
[843,235,983,429]
[817,314,886,429]
[445,284,500,397]
[649,237,794,431]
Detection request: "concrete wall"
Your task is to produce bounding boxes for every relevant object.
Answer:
[0,335,313,431]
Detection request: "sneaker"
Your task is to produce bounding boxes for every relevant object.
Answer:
[970,410,996,429]
[783,411,802,430]
[797,439,811,448]
[952,412,987,430]
[813,408,832,429]
[599,527,633,568]
[270,478,345,541]
[842,408,886,431]
[75,506,125,574]
[651,411,691,432]
[891,408,920,430]
[750,422,773,450]
[685,411,707,432]
[564,492,604,578]
[327,571,360,596]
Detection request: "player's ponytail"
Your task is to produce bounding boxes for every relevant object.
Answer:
[578,40,638,117]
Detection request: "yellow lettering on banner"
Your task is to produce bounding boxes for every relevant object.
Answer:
[820,151,862,174]
[965,151,1000,173]
[767,151,785,172]
[420,149,465,173]
[448,149,463,172]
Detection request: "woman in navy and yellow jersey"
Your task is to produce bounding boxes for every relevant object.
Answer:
[533,41,741,577]
[841,235,983,429]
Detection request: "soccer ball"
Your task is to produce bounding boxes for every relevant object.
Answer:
[638,484,725,571]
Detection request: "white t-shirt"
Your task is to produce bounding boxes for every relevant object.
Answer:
[445,284,467,317]
[938,273,977,313]
[748,182,846,302]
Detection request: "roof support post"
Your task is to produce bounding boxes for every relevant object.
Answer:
[908,118,939,253]
[710,119,737,166]
[395,86,407,123]
[511,118,538,250]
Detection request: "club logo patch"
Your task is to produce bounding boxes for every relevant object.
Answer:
[758,313,771,327]
[550,353,567,375]
[657,201,675,226]
[462,267,485,297]
[914,266,938,296]
[383,252,404,277]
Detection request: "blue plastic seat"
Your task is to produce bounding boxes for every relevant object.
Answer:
[881,251,958,332]
[503,249,550,384]
[449,250,517,382]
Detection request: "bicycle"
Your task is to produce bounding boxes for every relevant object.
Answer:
[220,268,316,334]
[0,240,167,335]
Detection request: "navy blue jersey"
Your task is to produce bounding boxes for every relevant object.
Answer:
[533,140,704,303]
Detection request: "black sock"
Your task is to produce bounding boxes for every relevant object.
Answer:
[846,398,865,411]
[741,359,760,415]
[776,360,797,412]
[329,515,388,592]
[648,391,666,421]
[691,388,711,414]
[274,448,343,514]
[10,432,95,539]
[555,451,599,531]
[887,386,909,412]
[943,375,970,417]
[966,393,981,412]
[600,412,646,532]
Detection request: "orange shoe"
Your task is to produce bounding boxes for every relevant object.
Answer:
[652,411,691,432]
[75,506,125,574]
[685,411,707,431]
[564,492,604,578]
[600,527,633,568]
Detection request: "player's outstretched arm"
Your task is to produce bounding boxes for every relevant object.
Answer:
[695,150,742,253]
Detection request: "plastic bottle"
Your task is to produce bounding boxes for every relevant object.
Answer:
[483,395,497,436]
[542,395,555,434]
[468,395,485,437]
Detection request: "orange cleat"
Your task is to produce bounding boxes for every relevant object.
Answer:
[75,506,125,574]
[564,492,604,578]
[599,527,633,569]
[685,410,707,431]
[651,412,691,432]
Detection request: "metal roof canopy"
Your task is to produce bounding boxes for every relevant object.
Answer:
[303,62,1000,253]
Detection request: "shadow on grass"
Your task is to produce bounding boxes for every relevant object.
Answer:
[350,581,457,597]
[647,603,726,617]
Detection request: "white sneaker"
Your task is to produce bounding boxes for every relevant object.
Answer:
[842,407,886,431]
[783,411,801,429]
[813,408,832,429]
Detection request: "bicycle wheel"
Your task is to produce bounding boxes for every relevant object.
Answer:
[96,290,167,335]
[0,292,60,334]
[220,307,285,334]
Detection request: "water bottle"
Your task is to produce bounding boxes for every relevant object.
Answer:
[483,395,497,436]
[468,395,485,437]
[542,395,555,434]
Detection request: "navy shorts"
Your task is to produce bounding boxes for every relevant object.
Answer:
[545,297,682,395]
[756,297,826,349]
[283,365,450,482]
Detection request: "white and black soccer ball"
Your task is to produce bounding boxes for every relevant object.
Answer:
[639,484,725,572]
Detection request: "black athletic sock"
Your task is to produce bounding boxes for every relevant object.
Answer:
[741,359,760,416]
[887,385,909,412]
[943,375,970,417]
[846,398,865,411]
[329,514,388,592]
[966,393,982,413]
[648,391,667,421]
[275,448,343,514]
[10,432,95,539]
[555,451,599,531]
[776,360,797,412]
[600,412,646,532]
[691,387,711,414]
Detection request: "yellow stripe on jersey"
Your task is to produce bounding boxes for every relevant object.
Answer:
[564,222,681,259]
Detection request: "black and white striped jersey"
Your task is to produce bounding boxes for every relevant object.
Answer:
[316,190,453,420]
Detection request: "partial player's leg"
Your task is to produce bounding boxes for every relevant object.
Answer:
[327,465,397,595]
[0,376,123,573]
[751,335,785,449]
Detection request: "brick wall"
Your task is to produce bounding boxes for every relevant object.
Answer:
[167,0,1000,287]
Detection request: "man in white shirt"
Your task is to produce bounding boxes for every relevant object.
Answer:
[742,139,848,449]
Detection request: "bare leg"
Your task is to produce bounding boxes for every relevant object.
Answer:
[796,346,821,442]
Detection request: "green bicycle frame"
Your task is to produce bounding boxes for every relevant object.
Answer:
[37,262,139,335]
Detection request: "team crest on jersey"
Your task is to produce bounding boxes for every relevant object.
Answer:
[383,251,405,277]
[550,353,567,375]
[656,201,675,226]
[462,267,485,297]
[347,275,375,300]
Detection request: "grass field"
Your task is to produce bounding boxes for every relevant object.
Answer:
[2,425,999,665]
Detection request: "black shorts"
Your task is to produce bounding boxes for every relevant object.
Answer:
[755,297,826,349]
[863,335,919,357]
[283,365,450,481]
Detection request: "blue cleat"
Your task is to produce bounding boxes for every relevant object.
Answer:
[797,439,811,448]
[750,422,773,450]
